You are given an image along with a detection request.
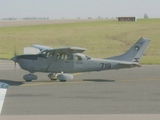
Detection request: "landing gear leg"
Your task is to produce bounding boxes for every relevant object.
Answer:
[48,73,57,81]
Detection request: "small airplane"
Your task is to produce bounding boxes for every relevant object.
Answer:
[11,37,150,82]
[0,82,9,114]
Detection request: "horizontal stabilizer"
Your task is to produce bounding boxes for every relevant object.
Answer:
[118,61,141,67]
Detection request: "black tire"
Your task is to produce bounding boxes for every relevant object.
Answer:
[26,80,32,82]
[59,80,67,82]
[51,79,57,81]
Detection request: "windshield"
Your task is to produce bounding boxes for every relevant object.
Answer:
[85,55,91,60]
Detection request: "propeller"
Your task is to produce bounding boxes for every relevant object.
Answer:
[14,60,16,68]
[14,47,17,68]
[11,47,18,68]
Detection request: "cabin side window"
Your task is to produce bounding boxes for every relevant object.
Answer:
[55,53,60,59]
[66,54,73,60]
[75,55,82,61]
[55,53,73,61]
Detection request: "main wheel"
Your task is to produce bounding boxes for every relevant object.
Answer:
[51,78,57,81]
[26,80,32,82]
[59,80,67,82]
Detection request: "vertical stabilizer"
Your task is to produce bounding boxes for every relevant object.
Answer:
[106,37,150,63]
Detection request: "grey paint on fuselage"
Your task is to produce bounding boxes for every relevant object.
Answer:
[11,37,151,82]
[17,53,133,73]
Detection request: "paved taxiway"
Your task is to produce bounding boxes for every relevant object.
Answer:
[0,60,160,115]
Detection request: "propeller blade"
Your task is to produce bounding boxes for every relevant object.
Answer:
[14,61,16,68]
[14,47,17,57]
[13,47,17,68]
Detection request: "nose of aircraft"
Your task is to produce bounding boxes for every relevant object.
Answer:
[11,56,19,68]
[11,56,18,62]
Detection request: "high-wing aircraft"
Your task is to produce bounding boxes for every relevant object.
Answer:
[0,82,9,114]
[11,37,150,82]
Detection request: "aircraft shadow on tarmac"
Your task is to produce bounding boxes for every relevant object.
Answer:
[83,79,115,82]
[0,79,24,86]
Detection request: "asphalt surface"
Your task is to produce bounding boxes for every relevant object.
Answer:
[0,60,160,116]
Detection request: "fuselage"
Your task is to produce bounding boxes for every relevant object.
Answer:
[13,52,133,74]
[10,38,150,82]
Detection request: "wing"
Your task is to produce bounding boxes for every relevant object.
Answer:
[0,82,9,114]
[32,44,86,54]
[47,46,86,54]
[32,44,52,51]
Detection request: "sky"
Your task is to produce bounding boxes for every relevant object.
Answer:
[0,0,160,19]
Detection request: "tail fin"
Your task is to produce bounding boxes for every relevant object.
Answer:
[106,37,150,63]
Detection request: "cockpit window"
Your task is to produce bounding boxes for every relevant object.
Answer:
[41,51,53,58]
[41,51,48,58]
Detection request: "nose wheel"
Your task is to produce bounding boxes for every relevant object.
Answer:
[23,74,37,82]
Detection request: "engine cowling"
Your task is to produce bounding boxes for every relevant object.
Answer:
[57,74,73,82]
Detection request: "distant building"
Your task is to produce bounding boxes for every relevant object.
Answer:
[118,17,137,22]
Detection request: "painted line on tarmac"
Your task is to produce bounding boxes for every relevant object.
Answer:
[20,80,87,87]
[0,62,14,65]
[0,67,21,70]
[20,77,160,87]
